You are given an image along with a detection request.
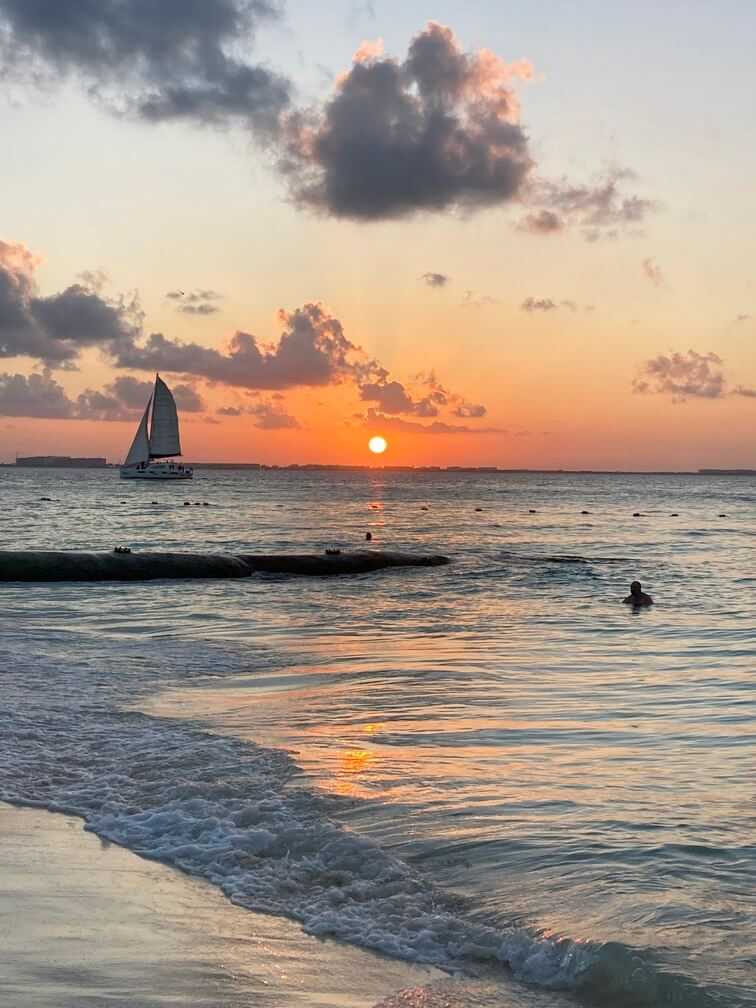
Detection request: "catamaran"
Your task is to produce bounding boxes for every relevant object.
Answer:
[120,374,193,480]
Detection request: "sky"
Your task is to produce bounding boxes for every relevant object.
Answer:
[0,0,754,470]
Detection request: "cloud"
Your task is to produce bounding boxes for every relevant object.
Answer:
[115,302,358,390]
[248,400,300,429]
[166,289,224,316]
[421,272,450,288]
[171,383,206,412]
[364,409,503,435]
[733,313,751,324]
[280,22,533,220]
[461,290,499,308]
[215,399,299,426]
[516,209,564,235]
[0,370,136,419]
[0,240,140,367]
[356,369,487,428]
[358,378,440,417]
[732,385,756,398]
[452,402,486,418]
[521,297,558,313]
[521,297,582,313]
[0,370,204,419]
[632,350,727,401]
[0,371,79,418]
[522,167,658,241]
[0,0,290,137]
[642,257,664,287]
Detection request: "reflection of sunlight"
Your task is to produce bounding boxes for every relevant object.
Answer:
[328,747,378,799]
[362,722,383,735]
[341,748,373,774]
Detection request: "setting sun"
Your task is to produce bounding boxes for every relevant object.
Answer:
[368,436,388,454]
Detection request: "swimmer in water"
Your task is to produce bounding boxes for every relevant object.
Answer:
[623,580,653,606]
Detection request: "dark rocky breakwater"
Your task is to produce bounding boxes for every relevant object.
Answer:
[0,550,450,582]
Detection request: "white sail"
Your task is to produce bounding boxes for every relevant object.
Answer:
[123,401,151,466]
[149,375,181,458]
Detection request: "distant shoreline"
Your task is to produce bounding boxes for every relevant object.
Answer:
[1,461,754,476]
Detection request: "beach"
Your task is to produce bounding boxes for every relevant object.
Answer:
[1,467,754,1007]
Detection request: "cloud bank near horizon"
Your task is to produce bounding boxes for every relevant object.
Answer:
[0,241,490,433]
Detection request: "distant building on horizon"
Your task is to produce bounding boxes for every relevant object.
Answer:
[15,456,108,468]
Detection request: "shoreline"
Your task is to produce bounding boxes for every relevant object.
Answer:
[0,802,444,1008]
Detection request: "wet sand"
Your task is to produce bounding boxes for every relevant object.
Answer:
[0,803,444,1008]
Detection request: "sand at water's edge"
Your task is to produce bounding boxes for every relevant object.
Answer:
[0,802,444,1008]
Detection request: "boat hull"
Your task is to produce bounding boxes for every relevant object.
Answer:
[120,463,193,480]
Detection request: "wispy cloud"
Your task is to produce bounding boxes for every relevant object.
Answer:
[364,409,504,435]
[166,289,224,316]
[520,167,658,241]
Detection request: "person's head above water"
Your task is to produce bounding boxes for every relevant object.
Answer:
[624,580,653,606]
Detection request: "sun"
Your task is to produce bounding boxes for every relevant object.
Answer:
[368,435,388,455]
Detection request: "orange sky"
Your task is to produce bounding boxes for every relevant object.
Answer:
[1,5,755,469]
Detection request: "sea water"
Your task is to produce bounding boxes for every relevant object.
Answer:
[0,467,753,1007]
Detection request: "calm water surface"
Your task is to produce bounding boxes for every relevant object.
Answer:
[1,468,754,1007]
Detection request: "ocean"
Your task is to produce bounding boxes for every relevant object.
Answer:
[1,467,754,1007]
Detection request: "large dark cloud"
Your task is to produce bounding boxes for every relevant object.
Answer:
[280,22,533,220]
[0,0,289,136]
[115,303,357,390]
[0,241,139,367]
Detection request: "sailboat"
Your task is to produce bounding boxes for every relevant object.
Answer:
[120,375,193,480]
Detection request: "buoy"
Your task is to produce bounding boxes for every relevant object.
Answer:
[184,501,191,506]
[670,513,678,516]
[421,506,429,511]
[719,513,727,517]
[202,502,209,506]
[365,532,372,541]
[581,510,591,515]
[475,507,483,512]
[529,509,537,514]
[633,512,642,517]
